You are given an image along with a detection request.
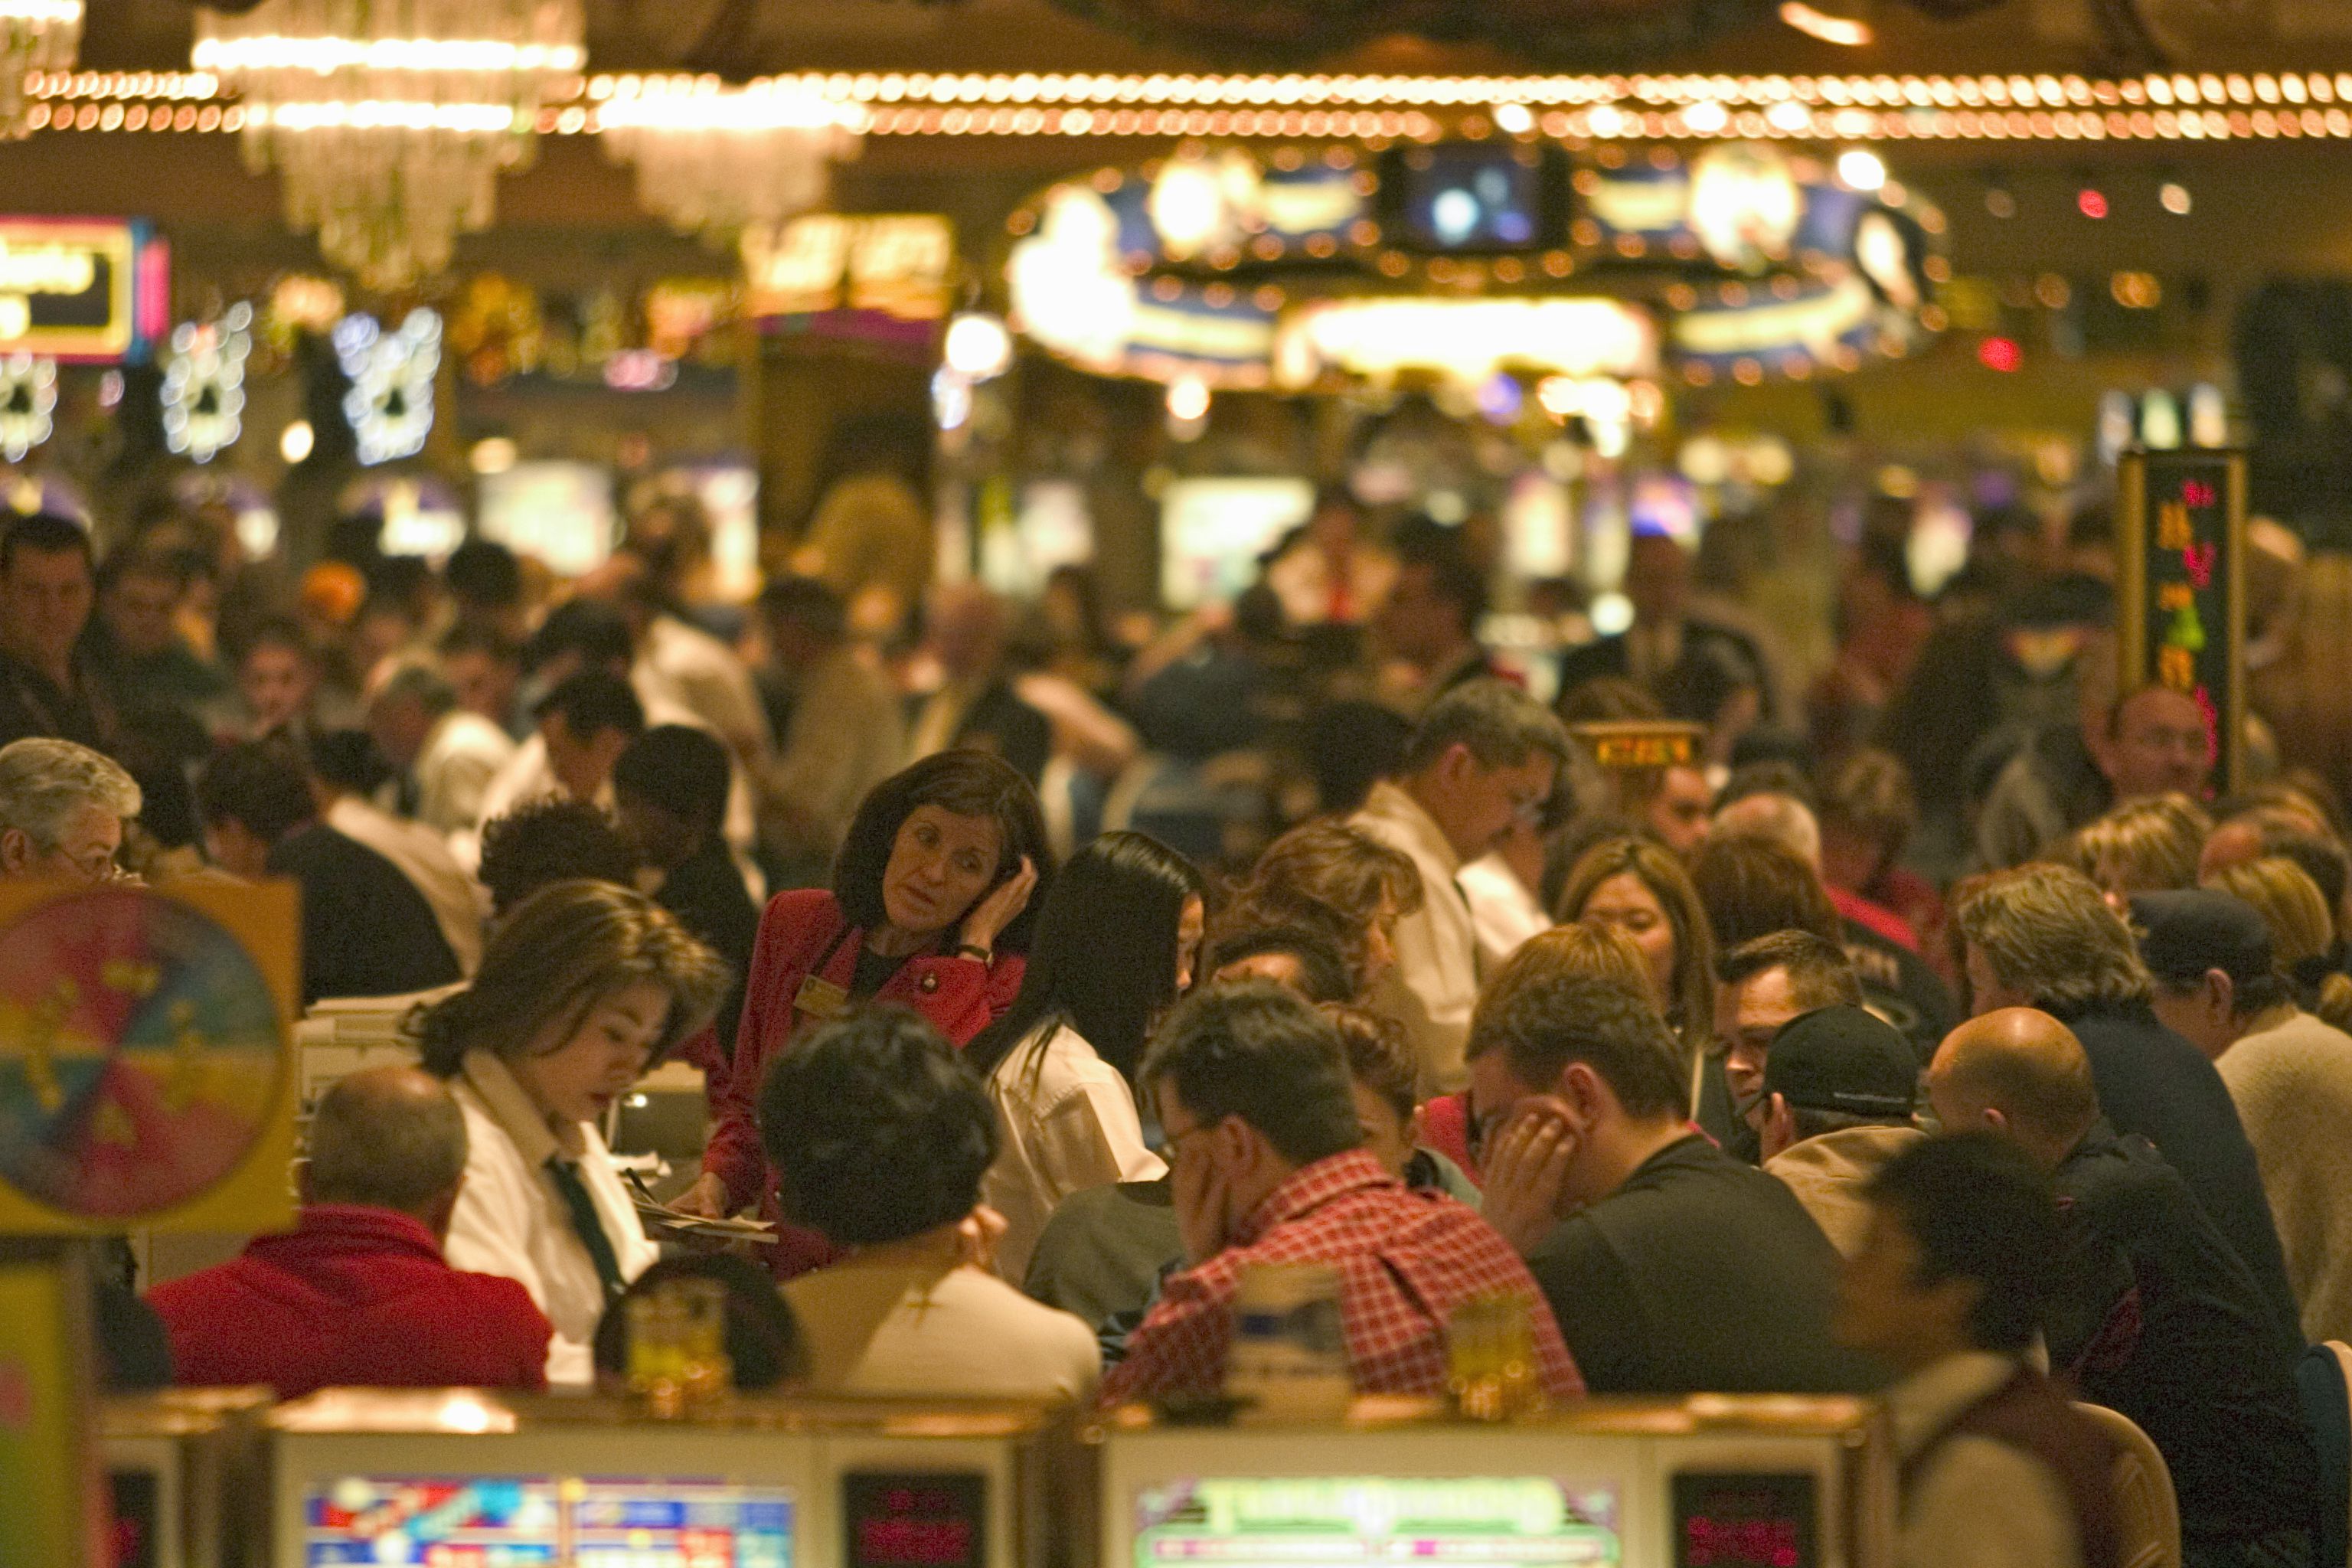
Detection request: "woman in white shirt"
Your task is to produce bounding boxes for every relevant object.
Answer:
[411,879,727,1385]
[964,831,1207,1283]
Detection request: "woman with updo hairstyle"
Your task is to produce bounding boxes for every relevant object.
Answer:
[414,880,727,1386]
[676,750,1050,1277]
[2058,793,2213,900]
[1222,817,1425,998]
[2206,855,2352,1032]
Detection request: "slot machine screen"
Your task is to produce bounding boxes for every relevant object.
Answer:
[1671,1471,1818,1568]
[1131,1475,1624,1567]
[299,1475,795,1566]
[107,1465,165,1568]
[842,1472,987,1568]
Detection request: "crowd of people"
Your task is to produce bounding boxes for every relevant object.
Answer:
[9,485,2352,1568]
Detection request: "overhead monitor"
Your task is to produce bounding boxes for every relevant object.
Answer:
[1158,476,1314,610]
[1381,144,1568,254]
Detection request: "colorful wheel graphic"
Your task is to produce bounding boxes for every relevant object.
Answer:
[0,888,286,1221]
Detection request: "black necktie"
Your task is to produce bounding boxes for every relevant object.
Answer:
[544,1155,627,1302]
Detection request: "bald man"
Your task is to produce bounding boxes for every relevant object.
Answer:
[146,1066,550,1396]
[1929,1012,2317,1565]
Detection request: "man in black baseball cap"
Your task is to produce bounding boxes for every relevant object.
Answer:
[1754,1004,1927,1257]
[2133,889,2278,1064]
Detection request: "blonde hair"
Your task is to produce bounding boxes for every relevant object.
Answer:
[1954,864,2152,1014]
[2205,856,2352,1030]
[2056,793,2213,896]
[1225,818,1425,995]
[410,880,728,1075]
[1555,835,1717,1059]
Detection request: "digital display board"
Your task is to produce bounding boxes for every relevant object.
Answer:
[302,1475,794,1566]
[1380,145,1566,254]
[843,1472,985,1568]
[1132,1476,1622,1567]
[2118,447,2246,792]
[0,217,169,364]
[1671,1472,1818,1568]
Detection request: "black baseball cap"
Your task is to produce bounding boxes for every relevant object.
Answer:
[1763,1004,1918,1119]
[2132,890,2272,988]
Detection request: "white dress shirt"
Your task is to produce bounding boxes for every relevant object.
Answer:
[1351,780,1480,1094]
[325,795,486,975]
[980,1020,1166,1285]
[1890,1352,2084,1568]
[443,1050,658,1387]
[1455,851,1551,969]
[466,678,758,872]
[410,708,516,840]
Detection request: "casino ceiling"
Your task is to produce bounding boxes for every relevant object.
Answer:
[87,0,2352,79]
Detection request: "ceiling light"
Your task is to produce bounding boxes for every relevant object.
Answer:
[1779,2,1873,47]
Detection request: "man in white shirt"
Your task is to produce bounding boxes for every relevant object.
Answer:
[1351,680,1567,1094]
[365,659,516,842]
[762,1008,1098,1403]
[469,599,757,873]
[1834,1132,2115,1568]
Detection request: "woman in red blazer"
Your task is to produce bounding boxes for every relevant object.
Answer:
[675,750,1048,1276]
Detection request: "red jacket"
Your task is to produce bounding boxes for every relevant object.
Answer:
[704,888,1026,1277]
[145,1205,550,1396]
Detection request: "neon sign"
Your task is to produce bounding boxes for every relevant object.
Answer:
[2119,447,2246,792]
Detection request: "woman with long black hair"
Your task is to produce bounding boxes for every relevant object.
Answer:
[965,831,1207,1282]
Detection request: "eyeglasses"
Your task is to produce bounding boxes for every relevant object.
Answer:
[51,843,129,883]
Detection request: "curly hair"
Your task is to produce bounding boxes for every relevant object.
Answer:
[759,1006,1000,1246]
[409,880,727,1076]
[477,796,637,918]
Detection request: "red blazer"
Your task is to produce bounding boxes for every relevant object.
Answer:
[704,888,1025,1276]
[145,1205,550,1396]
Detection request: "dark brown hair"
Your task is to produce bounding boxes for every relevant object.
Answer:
[833,750,1051,951]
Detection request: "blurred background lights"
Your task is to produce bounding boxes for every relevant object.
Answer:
[1835,148,1886,191]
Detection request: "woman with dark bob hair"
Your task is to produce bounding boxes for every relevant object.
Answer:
[965,831,1207,1282]
[677,750,1049,1276]
[415,880,729,1386]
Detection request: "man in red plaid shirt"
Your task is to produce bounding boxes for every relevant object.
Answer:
[1099,983,1583,1406]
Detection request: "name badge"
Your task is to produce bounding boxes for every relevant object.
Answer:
[793,974,850,1021]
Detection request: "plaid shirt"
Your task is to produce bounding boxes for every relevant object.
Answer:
[1099,1150,1584,1406]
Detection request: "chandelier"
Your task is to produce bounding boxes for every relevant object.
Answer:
[597,79,864,245]
[0,2,80,139]
[193,2,586,290]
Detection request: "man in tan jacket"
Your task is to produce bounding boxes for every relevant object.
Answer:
[1755,1004,1926,1257]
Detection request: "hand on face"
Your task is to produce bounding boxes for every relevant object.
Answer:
[879,806,1006,941]
[1480,1096,1580,1256]
[959,855,1038,954]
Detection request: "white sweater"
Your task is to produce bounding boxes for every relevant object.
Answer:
[443,1050,658,1387]
[2217,1008,2352,1344]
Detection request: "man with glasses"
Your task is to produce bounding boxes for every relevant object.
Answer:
[1351,678,1567,1095]
[0,736,139,883]
[1099,982,1580,1408]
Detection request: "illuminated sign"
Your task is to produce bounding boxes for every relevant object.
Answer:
[1572,721,1706,773]
[335,309,440,466]
[2118,447,2247,792]
[302,1475,795,1564]
[1133,1476,1622,1566]
[743,214,954,324]
[1008,142,1943,390]
[0,217,169,364]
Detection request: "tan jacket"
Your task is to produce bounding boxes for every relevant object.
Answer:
[1763,1122,1928,1258]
